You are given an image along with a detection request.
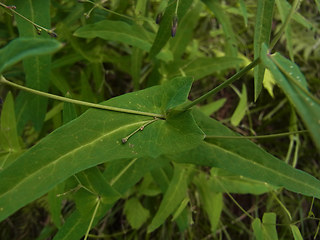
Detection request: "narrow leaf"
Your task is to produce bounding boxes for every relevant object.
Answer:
[290,224,303,240]
[262,212,278,240]
[174,109,320,200]
[209,168,277,194]
[15,0,54,132]
[74,20,173,62]
[199,98,226,116]
[253,0,275,100]
[124,197,150,229]
[201,0,238,57]
[147,163,190,232]
[230,84,247,126]
[167,57,243,81]
[252,218,263,240]
[0,38,61,73]
[149,0,193,58]
[194,173,223,233]
[260,44,320,151]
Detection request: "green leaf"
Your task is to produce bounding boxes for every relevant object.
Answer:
[230,84,247,126]
[171,197,189,221]
[253,0,275,100]
[74,20,173,62]
[260,44,320,152]
[104,157,168,194]
[252,218,263,240]
[290,224,303,240]
[262,212,278,240]
[316,0,320,13]
[0,77,204,221]
[169,2,203,60]
[14,0,55,132]
[239,0,248,27]
[199,98,226,116]
[174,109,320,199]
[167,57,243,81]
[149,0,193,58]
[124,197,150,229]
[47,182,65,228]
[147,163,190,233]
[0,38,62,74]
[62,93,78,125]
[275,0,294,60]
[209,168,277,194]
[201,0,238,57]
[54,167,121,240]
[194,173,223,233]
[0,92,20,152]
[0,92,22,170]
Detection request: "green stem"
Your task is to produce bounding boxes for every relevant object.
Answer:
[269,0,300,51]
[121,118,159,143]
[0,2,56,36]
[0,76,165,119]
[205,130,308,140]
[84,197,101,240]
[180,58,260,111]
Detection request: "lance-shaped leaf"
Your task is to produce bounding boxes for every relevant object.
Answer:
[253,0,275,100]
[201,0,238,57]
[149,0,193,58]
[0,38,62,74]
[173,109,320,199]
[74,20,172,62]
[15,0,54,132]
[260,44,320,151]
[0,77,204,221]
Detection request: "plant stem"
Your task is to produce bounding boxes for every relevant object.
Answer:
[0,76,165,119]
[84,197,101,240]
[205,130,308,140]
[0,2,56,36]
[269,0,300,51]
[180,58,260,111]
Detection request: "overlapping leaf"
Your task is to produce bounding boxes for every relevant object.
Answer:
[260,44,320,151]
[74,20,173,62]
[0,77,204,221]
[173,109,320,199]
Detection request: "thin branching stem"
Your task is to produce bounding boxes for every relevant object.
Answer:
[205,130,308,140]
[0,2,57,36]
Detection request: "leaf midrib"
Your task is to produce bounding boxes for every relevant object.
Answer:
[205,142,320,197]
[0,120,149,199]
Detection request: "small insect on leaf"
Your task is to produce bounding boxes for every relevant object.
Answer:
[171,15,178,37]
[121,138,128,144]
